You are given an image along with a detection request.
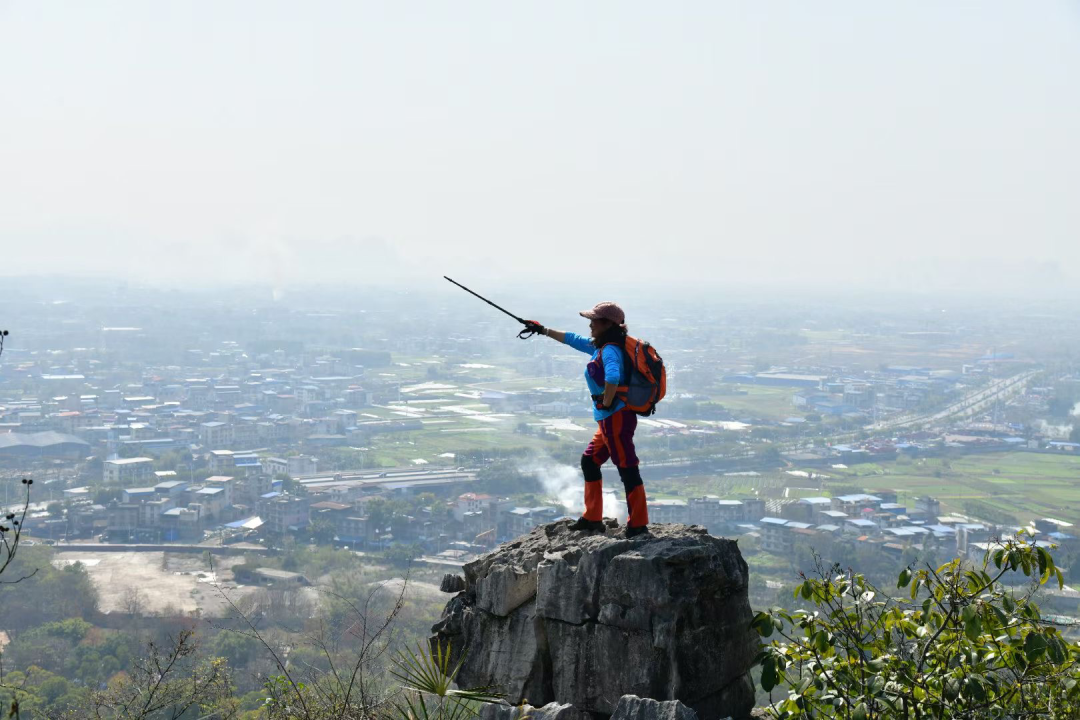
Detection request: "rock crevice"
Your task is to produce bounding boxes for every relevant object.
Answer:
[431,521,760,720]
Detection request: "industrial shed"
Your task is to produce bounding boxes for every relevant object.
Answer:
[0,431,91,459]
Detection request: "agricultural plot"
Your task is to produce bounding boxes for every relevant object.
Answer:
[366,426,563,466]
[653,471,787,500]
[819,452,1080,526]
[710,385,797,420]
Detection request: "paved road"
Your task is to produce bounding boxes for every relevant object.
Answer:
[867,369,1039,432]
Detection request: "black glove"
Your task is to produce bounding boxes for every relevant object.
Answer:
[518,320,545,339]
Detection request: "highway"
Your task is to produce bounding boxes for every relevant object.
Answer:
[296,468,477,490]
[866,369,1039,432]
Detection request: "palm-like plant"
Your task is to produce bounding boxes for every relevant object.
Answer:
[390,640,504,720]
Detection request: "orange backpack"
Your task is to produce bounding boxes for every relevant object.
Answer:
[605,336,667,416]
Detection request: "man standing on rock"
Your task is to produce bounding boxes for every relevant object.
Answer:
[523,303,650,537]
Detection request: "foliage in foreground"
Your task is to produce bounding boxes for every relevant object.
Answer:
[390,640,503,720]
[752,534,1080,718]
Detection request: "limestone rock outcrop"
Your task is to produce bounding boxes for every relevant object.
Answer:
[431,520,760,720]
[441,573,466,593]
[610,695,702,720]
[478,695,705,720]
[478,700,590,720]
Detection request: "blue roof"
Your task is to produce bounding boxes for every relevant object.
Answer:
[836,494,882,503]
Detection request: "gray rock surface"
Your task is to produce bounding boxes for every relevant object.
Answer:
[478,701,591,720]
[440,573,466,593]
[431,521,760,720]
[610,695,701,720]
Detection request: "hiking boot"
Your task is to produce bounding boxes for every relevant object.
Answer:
[568,517,606,533]
[625,524,650,538]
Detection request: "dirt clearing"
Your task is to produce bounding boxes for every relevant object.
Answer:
[52,551,257,617]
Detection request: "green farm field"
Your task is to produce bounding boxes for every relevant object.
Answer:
[818,452,1080,526]
[365,424,574,466]
[711,385,797,420]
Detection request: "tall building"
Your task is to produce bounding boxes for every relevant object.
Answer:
[260,494,311,535]
[103,457,155,486]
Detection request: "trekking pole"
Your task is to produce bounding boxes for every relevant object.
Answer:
[443,276,542,339]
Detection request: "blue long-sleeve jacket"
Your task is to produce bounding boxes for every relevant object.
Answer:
[563,332,626,422]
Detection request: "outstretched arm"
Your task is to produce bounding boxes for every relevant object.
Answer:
[543,328,567,343]
[549,329,597,355]
[527,323,595,355]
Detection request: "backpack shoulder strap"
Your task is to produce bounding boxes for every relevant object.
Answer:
[600,341,630,392]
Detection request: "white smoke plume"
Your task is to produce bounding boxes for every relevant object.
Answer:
[1072,401,1080,417]
[1036,419,1074,439]
[517,456,627,522]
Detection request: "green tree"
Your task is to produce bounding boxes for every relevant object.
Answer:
[384,543,423,567]
[1048,389,1079,418]
[280,475,307,495]
[116,444,137,458]
[758,445,782,465]
[5,632,71,675]
[37,676,70,704]
[473,461,538,495]
[309,517,338,545]
[0,546,100,639]
[210,630,260,669]
[93,486,123,504]
[88,629,235,719]
[366,498,389,531]
[751,536,1080,718]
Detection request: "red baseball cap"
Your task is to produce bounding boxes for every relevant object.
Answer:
[579,302,625,324]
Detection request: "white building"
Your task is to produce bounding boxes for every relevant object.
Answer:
[203,476,236,506]
[288,455,318,476]
[261,455,318,478]
[454,492,494,522]
[199,421,233,449]
[646,498,689,525]
[104,457,155,486]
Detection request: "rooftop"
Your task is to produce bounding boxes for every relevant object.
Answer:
[254,568,309,581]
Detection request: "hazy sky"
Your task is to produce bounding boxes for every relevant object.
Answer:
[1,1,1077,294]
